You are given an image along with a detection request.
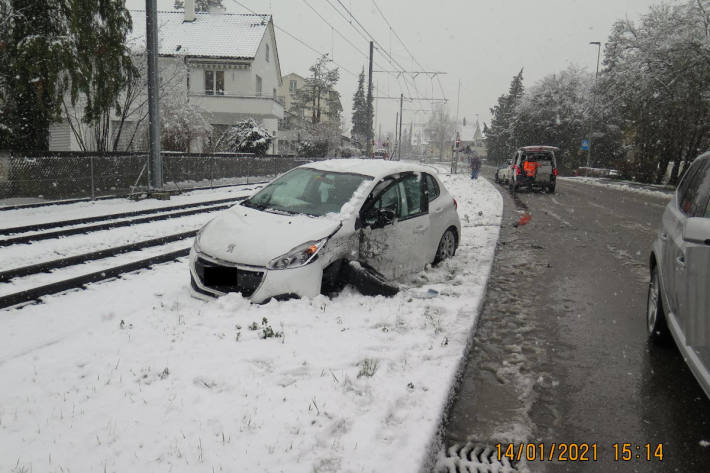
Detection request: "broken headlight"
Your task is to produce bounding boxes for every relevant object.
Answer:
[267,238,327,270]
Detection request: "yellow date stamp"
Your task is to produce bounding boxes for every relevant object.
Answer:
[496,443,664,462]
[497,443,598,462]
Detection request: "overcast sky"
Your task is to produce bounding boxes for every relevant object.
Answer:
[127,0,679,139]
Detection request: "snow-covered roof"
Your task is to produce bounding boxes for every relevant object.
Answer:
[128,10,271,58]
[303,159,435,179]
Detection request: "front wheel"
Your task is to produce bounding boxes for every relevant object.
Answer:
[647,266,670,342]
[433,228,457,264]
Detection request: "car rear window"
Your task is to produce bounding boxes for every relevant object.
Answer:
[679,158,710,216]
[425,174,440,201]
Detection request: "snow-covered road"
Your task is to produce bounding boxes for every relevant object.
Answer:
[0,169,503,473]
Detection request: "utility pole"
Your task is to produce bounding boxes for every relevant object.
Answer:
[366,41,374,157]
[394,112,398,159]
[587,41,601,174]
[146,0,162,191]
[452,79,461,173]
[398,93,403,160]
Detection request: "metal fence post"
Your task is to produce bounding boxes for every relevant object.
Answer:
[90,155,95,200]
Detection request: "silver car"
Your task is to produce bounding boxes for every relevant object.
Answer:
[190,159,461,302]
[647,151,710,398]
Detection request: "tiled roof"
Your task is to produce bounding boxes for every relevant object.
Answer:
[129,10,270,58]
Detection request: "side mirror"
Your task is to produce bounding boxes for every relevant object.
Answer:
[683,217,710,245]
[377,208,396,227]
[363,207,396,229]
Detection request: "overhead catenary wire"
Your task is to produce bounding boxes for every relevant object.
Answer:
[370,0,447,103]
[327,0,442,110]
[228,0,357,76]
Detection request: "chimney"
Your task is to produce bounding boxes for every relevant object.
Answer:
[184,0,196,22]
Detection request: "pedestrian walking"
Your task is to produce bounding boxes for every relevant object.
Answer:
[470,154,482,180]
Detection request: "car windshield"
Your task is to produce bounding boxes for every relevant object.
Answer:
[242,168,373,217]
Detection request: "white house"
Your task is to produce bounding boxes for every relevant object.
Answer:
[50,2,284,153]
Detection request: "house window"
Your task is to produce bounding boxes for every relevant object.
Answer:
[256,75,263,96]
[205,70,224,95]
[289,79,297,92]
[265,44,270,62]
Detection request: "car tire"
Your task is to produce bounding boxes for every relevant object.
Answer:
[433,228,457,264]
[342,261,399,297]
[647,265,670,343]
[321,260,347,295]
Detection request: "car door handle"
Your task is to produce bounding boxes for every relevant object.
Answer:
[414,225,427,234]
[660,232,668,240]
[432,206,444,214]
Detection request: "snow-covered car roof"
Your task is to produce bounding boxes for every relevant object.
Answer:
[301,159,436,180]
[519,145,560,152]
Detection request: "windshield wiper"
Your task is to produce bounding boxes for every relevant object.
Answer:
[241,200,268,210]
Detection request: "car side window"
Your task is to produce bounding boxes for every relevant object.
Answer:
[679,159,710,216]
[398,173,427,219]
[373,183,400,214]
[424,173,440,201]
[689,160,710,217]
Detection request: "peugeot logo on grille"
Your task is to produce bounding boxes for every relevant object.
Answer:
[226,243,236,253]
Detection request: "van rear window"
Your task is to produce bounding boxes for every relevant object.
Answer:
[524,152,553,163]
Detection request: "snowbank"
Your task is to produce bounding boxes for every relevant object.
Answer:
[561,176,673,199]
[0,171,503,473]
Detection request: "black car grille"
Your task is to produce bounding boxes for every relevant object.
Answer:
[194,257,264,297]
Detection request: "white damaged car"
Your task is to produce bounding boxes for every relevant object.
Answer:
[189,159,461,302]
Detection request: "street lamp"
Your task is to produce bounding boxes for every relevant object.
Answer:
[587,41,602,172]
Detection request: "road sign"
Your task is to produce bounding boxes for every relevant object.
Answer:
[581,139,590,151]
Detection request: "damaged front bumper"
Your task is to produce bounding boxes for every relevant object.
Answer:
[189,249,323,303]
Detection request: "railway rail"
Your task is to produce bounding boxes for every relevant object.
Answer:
[0,247,191,310]
[0,193,259,310]
[0,198,246,247]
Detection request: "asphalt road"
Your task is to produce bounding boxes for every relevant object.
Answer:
[440,167,710,472]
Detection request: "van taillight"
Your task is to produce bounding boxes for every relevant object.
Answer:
[553,168,558,176]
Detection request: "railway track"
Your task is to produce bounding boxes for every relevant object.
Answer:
[0,197,245,247]
[0,181,268,212]
[0,193,258,310]
[0,246,191,310]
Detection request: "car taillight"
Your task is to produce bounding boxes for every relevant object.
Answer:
[553,168,558,176]
[453,198,458,209]
[515,165,521,175]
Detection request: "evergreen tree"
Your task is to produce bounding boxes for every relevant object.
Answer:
[0,0,136,151]
[351,68,368,147]
[485,69,524,164]
[64,0,137,151]
[1,0,69,150]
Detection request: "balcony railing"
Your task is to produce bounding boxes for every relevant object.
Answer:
[189,93,285,120]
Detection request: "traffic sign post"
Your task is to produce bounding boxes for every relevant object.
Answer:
[581,139,590,151]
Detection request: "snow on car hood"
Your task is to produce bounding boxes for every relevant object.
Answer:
[196,205,342,266]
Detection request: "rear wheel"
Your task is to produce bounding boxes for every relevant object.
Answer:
[433,228,457,264]
[647,266,670,342]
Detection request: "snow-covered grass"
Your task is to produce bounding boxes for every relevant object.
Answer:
[0,171,503,473]
[560,176,673,200]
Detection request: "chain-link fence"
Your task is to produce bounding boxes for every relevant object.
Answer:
[0,151,320,200]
